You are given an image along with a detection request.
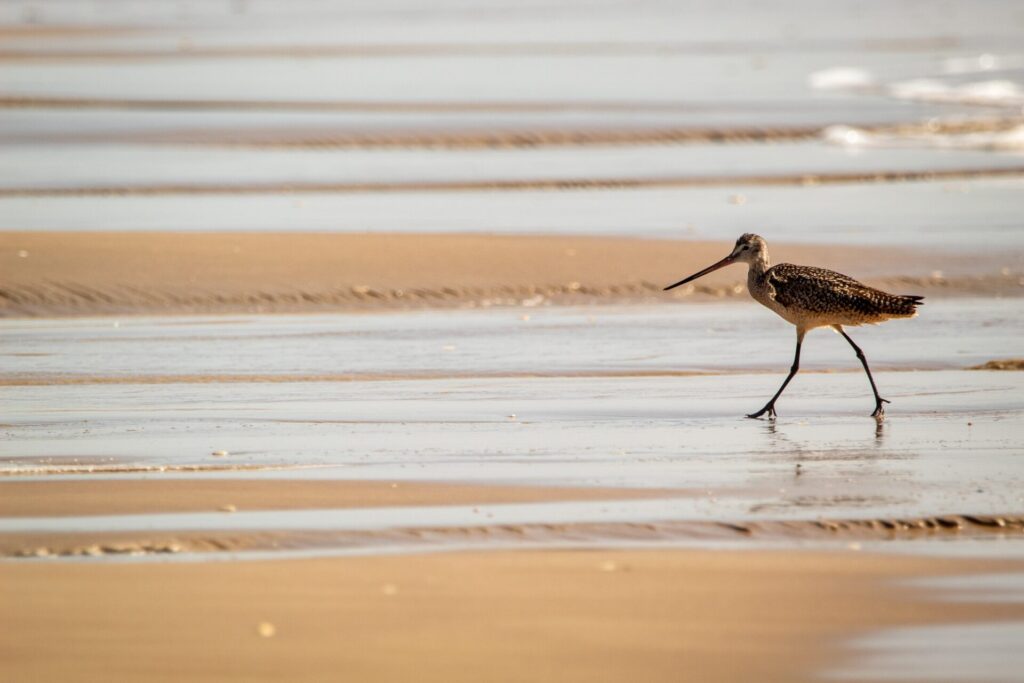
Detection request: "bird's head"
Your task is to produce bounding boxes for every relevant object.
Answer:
[728,233,767,264]
[663,233,767,291]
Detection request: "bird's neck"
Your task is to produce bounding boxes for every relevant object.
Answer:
[747,250,770,280]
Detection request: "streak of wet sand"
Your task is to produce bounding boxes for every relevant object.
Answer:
[3,166,1023,197]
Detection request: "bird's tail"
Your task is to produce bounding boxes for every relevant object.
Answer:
[891,294,924,317]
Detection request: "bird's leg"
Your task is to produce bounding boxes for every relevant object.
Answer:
[748,331,804,419]
[834,326,889,418]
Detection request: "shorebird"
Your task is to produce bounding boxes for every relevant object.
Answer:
[664,234,923,418]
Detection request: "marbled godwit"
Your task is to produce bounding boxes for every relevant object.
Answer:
[664,234,923,418]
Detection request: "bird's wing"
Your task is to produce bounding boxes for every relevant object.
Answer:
[765,264,888,316]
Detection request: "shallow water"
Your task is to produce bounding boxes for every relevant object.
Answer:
[830,620,1024,682]
[3,0,1019,46]
[3,140,1022,191]
[2,302,1022,552]
[3,300,1020,379]
[3,1,1023,252]
[3,178,1024,249]
[5,369,1022,501]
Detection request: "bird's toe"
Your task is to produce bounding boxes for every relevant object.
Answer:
[871,397,891,418]
[747,404,777,419]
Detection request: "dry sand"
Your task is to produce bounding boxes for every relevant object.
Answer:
[3,548,1023,683]
[1,232,1016,317]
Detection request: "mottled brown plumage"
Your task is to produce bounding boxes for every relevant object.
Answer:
[765,264,922,321]
[664,233,923,418]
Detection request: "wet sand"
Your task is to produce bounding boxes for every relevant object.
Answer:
[5,180,1022,248]
[4,549,1024,683]
[1,232,1018,317]
[0,478,683,518]
[4,513,1023,560]
[5,167,1024,196]
[2,297,1021,381]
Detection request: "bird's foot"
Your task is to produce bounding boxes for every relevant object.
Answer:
[871,398,891,419]
[747,404,777,419]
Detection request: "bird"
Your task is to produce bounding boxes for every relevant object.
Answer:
[663,233,923,419]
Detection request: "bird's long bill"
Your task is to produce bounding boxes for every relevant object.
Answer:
[663,255,734,291]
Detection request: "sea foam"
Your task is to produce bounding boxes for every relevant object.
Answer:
[807,67,876,90]
[888,78,1024,107]
[823,122,1024,151]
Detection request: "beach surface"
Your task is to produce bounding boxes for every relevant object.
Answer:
[4,1,1024,681]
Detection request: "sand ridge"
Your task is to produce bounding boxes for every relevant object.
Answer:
[3,166,1024,196]
[2,232,1018,317]
[0,36,972,61]
[5,513,1024,559]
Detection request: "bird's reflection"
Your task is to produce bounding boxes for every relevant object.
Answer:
[730,404,923,524]
[755,414,887,447]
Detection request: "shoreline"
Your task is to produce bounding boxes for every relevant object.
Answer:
[2,232,1019,318]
